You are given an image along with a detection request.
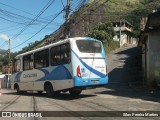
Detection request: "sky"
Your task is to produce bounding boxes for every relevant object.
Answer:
[0,0,88,52]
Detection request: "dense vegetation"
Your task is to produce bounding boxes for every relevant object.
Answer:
[88,22,119,52]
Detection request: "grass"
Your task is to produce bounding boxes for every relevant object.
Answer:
[104,41,119,54]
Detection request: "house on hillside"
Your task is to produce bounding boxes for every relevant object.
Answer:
[138,10,160,88]
[113,21,137,47]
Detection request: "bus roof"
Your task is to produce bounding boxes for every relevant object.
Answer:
[15,37,98,58]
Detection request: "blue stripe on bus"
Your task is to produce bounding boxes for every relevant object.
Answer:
[37,65,72,81]
[71,50,106,78]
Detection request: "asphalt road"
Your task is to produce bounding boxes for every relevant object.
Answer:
[0,45,160,120]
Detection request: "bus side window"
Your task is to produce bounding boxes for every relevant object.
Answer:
[30,54,34,69]
[50,43,70,66]
[66,43,71,63]
[60,44,67,64]
[51,46,60,66]
[60,43,71,64]
[16,59,21,72]
[13,59,21,72]
[55,47,61,63]
[61,43,71,64]
[34,49,49,69]
[23,54,33,71]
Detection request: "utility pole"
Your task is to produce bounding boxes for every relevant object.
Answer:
[119,9,122,48]
[65,0,70,38]
[88,9,94,33]
[119,18,121,47]
[7,39,11,88]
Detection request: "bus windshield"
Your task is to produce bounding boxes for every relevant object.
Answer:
[76,40,102,53]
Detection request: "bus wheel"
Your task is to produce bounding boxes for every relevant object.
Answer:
[46,84,54,97]
[16,86,20,94]
[16,86,26,94]
[69,89,82,96]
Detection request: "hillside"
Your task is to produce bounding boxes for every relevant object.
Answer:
[1,0,160,72]
[70,0,160,37]
[14,0,160,52]
[40,0,160,44]
[0,49,7,55]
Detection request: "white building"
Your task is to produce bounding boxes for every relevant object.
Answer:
[113,21,137,47]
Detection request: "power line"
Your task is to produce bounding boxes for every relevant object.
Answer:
[61,0,65,9]
[64,0,89,38]
[73,0,88,11]
[0,24,21,31]
[0,26,22,33]
[70,0,81,11]
[64,0,71,38]
[0,0,64,49]
[0,8,49,25]
[74,0,108,25]
[12,0,56,40]
[0,2,36,17]
[0,1,52,23]
[0,16,30,25]
[0,41,8,48]
[50,0,92,39]
[53,0,108,39]
[11,9,64,50]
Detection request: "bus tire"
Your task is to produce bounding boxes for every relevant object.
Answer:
[15,84,21,94]
[69,89,82,96]
[16,85,20,94]
[16,86,26,94]
[45,84,54,97]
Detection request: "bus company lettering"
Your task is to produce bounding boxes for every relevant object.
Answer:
[23,73,37,78]
[95,66,105,72]
[95,66,105,69]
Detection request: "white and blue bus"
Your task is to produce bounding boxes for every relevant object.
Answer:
[11,37,108,96]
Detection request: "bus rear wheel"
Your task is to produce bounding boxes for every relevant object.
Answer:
[16,86,20,94]
[16,85,26,94]
[69,89,82,96]
[45,84,54,97]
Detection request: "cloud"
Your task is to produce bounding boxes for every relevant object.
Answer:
[0,34,10,41]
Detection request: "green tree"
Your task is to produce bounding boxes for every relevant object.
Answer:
[88,22,115,45]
